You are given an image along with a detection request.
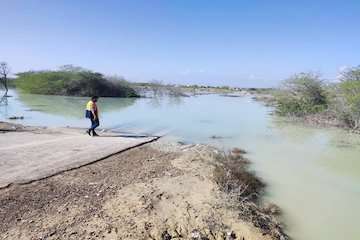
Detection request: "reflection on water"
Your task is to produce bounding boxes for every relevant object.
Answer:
[146,95,184,108]
[1,90,360,240]
[17,92,137,118]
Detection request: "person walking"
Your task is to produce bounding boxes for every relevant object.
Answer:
[85,96,100,136]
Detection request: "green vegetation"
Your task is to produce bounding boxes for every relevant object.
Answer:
[275,73,328,116]
[274,66,360,130]
[15,65,139,97]
[336,66,360,128]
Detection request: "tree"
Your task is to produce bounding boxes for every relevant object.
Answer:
[275,72,328,116]
[15,68,139,97]
[336,66,360,129]
[0,62,10,96]
[0,62,10,104]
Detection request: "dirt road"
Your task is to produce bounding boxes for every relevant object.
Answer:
[0,124,157,188]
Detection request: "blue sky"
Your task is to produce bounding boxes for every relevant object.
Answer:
[1,0,360,87]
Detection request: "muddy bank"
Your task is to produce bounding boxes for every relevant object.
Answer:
[0,123,288,240]
[251,94,276,107]
[0,121,37,132]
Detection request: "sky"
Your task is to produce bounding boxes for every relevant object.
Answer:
[1,0,360,87]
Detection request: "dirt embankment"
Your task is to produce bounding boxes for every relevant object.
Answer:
[0,123,288,240]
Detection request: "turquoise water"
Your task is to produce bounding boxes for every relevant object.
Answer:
[1,90,360,240]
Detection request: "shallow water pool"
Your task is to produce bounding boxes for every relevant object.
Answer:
[1,90,360,240]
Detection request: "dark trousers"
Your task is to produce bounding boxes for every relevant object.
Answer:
[86,110,99,131]
[90,118,100,130]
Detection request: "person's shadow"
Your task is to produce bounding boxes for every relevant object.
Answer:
[98,134,160,138]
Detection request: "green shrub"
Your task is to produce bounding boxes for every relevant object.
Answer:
[275,72,328,116]
[15,67,139,98]
[336,66,360,129]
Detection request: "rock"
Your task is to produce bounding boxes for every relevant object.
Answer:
[225,231,236,240]
[161,230,172,240]
[210,135,224,139]
[8,116,24,120]
[191,229,209,240]
[191,229,201,239]
[231,147,247,155]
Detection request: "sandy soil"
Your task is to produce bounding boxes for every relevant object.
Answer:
[0,123,287,240]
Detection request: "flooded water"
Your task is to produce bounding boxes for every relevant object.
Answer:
[1,90,360,240]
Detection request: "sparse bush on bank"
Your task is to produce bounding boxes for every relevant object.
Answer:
[213,150,264,202]
[15,65,139,98]
[213,148,288,240]
[273,67,360,130]
[275,72,329,116]
[335,66,360,129]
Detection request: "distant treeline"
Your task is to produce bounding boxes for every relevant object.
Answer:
[15,65,139,98]
[274,66,360,130]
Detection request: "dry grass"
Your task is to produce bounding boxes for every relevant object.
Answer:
[213,149,265,202]
[213,148,289,240]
